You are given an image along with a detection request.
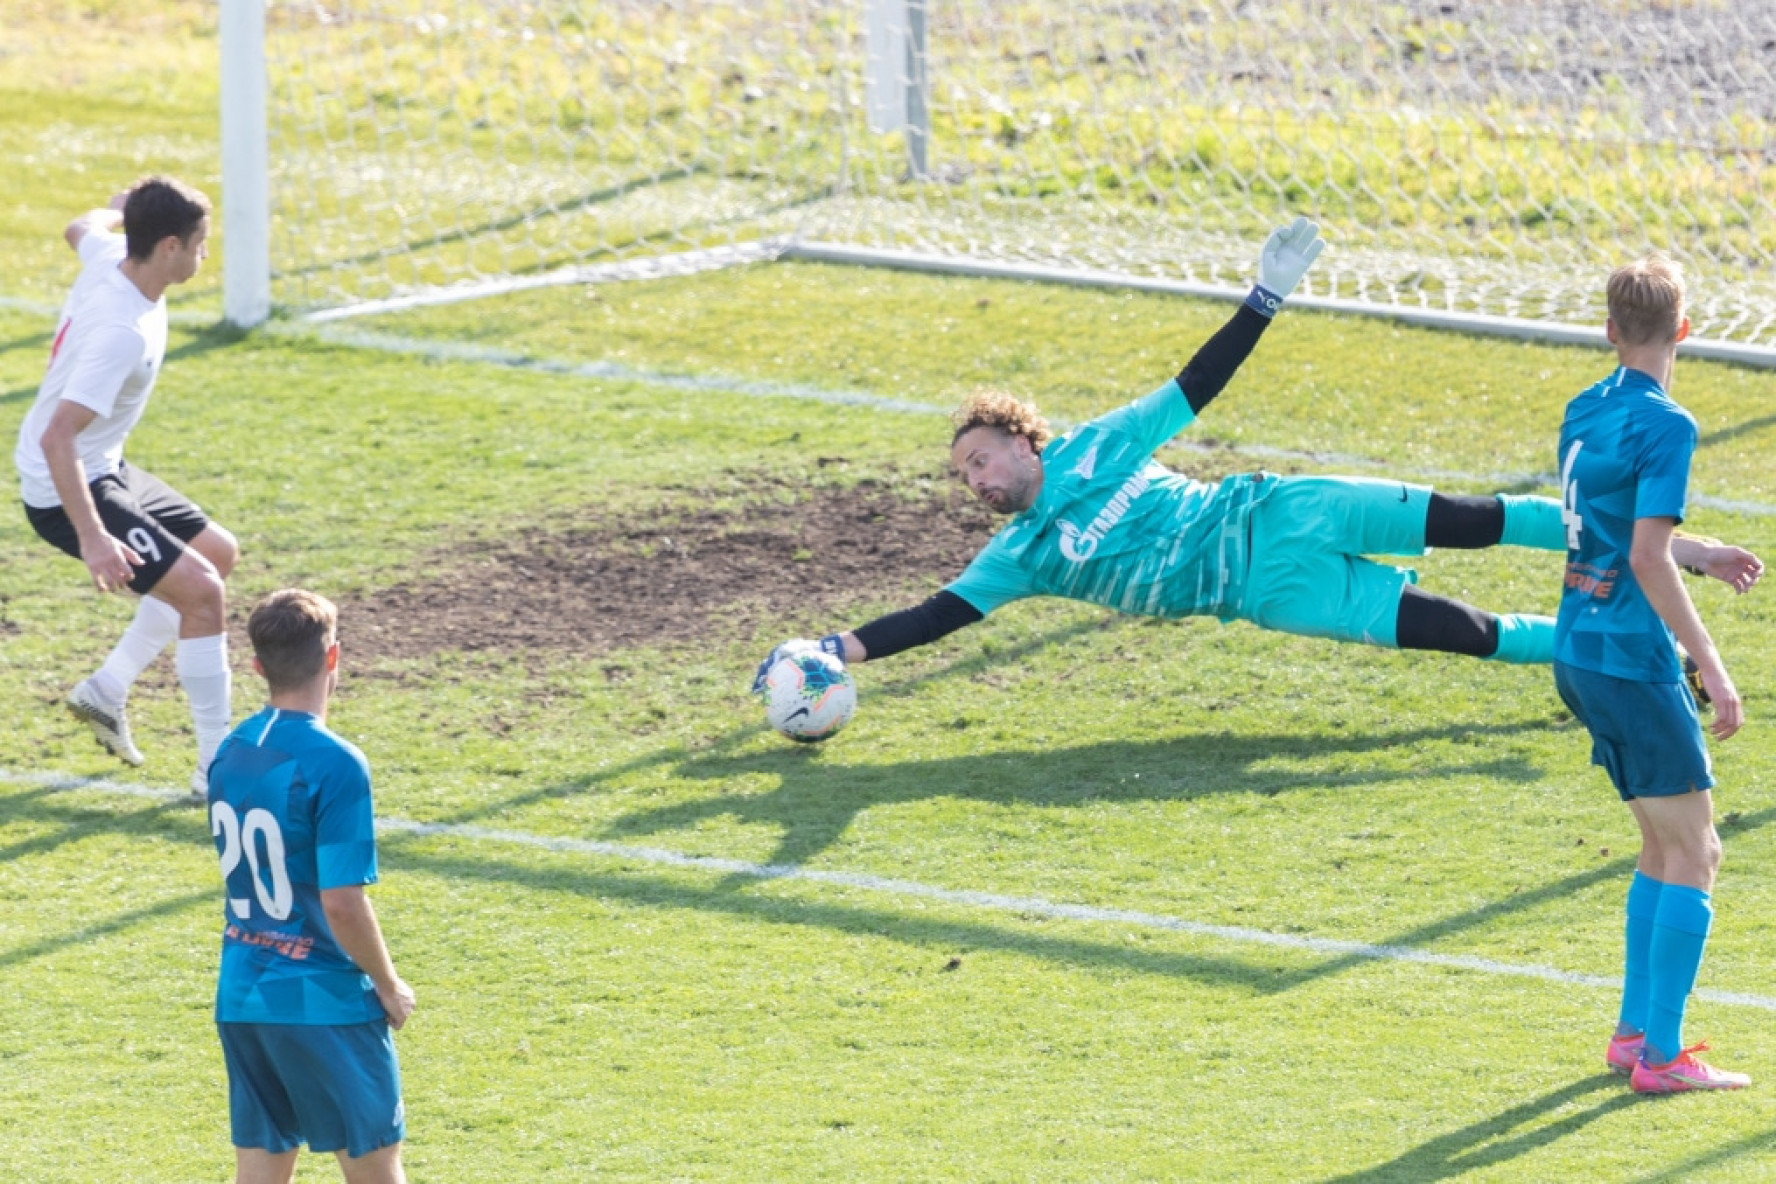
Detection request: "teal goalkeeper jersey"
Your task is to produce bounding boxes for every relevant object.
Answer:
[209,707,384,1026]
[947,380,1276,621]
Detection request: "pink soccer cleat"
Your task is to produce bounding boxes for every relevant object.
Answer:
[1607,1032,1644,1077]
[1630,1042,1751,1094]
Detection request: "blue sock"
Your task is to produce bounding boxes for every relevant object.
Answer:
[1618,871,1664,1036]
[1498,494,1566,551]
[1487,614,1555,664]
[1645,884,1713,1065]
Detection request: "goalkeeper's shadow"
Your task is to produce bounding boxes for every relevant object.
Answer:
[614,715,1549,878]
[422,616,1122,831]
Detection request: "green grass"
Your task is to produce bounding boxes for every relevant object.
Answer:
[5,5,1776,1182]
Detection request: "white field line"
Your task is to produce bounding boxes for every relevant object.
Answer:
[300,240,792,324]
[11,766,1776,1012]
[281,323,1776,518]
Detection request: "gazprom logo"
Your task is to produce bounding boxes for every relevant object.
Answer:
[1058,470,1150,562]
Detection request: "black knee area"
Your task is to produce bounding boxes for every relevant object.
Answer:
[1424,493,1504,549]
[1395,585,1499,657]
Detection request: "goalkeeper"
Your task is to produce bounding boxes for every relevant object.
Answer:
[758,218,1753,681]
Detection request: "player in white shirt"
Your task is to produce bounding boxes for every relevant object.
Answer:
[15,178,237,793]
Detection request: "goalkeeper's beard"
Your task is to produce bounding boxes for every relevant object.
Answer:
[981,467,1040,515]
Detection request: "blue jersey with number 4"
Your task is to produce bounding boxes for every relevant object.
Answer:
[1555,366,1697,683]
[209,707,384,1025]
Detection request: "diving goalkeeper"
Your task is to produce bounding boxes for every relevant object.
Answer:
[756,218,1752,683]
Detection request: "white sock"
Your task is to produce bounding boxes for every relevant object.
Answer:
[90,595,182,704]
[176,633,233,772]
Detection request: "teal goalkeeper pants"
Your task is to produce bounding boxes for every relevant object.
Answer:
[1238,475,1554,659]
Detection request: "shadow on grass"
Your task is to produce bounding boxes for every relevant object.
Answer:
[387,839,1307,998]
[6,780,1774,1023]
[0,885,212,973]
[1698,412,1776,453]
[1318,1075,1639,1183]
[163,320,252,361]
[613,717,1548,870]
[4,324,243,406]
[0,776,1301,995]
[1274,805,1776,996]
[1624,1125,1776,1183]
[0,790,211,971]
[422,615,1124,832]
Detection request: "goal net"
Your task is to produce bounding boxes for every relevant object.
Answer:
[262,0,1776,347]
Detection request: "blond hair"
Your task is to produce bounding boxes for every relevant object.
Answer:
[1607,254,1686,347]
[248,589,338,692]
[950,391,1053,452]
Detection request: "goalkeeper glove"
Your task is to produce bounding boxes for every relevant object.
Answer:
[751,638,813,694]
[750,635,846,694]
[1245,216,1325,318]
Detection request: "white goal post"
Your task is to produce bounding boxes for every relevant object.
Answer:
[224,1,1776,363]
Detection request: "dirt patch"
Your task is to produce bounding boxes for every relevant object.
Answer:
[339,476,1002,663]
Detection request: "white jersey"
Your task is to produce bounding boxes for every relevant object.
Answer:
[15,232,168,508]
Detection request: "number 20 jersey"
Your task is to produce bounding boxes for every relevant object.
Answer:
[209,706,385,1026]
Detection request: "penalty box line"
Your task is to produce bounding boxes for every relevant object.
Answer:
[10,766,1776,1013]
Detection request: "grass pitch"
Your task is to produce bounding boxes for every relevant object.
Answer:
[4,6,1776,1182]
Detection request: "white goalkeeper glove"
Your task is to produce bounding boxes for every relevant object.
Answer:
[1245,216,1325,318]
[750,635,846,694]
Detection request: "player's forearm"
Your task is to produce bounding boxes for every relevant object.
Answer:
[847,591,984,661]
[321,886,402,992]
[1669,531,1717,570]
[1634,549,1724,676]
[63,209,122,251]
[1173,304,1270,415]
[39,430,107,544]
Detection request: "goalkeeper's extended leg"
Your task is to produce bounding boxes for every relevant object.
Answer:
[1394,584,1553,663]
[1285,479,1564,557]
[1425,492,1565,551]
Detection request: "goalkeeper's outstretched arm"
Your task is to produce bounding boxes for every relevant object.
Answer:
[1172,215,1324,418]
[748,594,983,693]
[830,591,984,662]
[1172,304,1273,417]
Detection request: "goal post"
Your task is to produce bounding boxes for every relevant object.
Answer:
[220,0,270,329]
[229,1,1776,363]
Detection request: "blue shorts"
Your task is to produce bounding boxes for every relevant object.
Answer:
[1554,662,1713,801]
[219,1020,405,1157]
[1242,475,1432,647]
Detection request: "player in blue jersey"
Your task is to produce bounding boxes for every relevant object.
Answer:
[756,218,1592,690]
[1554,256,1762,1094]
[208,589,416,1182]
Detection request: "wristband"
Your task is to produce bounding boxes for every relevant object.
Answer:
[818,634,846,662]
[1682,563,1706,578]
[1244,284,1284,318]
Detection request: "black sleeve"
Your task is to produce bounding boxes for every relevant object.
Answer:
[1175,304,1272,415]
[851,590,984,661]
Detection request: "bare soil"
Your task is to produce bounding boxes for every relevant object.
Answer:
[338,476,1001,663]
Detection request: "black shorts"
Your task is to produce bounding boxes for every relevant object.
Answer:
[24,461,210,594]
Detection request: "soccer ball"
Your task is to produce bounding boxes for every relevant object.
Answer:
[759,648,857,742]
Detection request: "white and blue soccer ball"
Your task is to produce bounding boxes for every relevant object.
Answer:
[759,647,857,742]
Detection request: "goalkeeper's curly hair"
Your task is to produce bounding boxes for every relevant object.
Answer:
[950,391,1053,452]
